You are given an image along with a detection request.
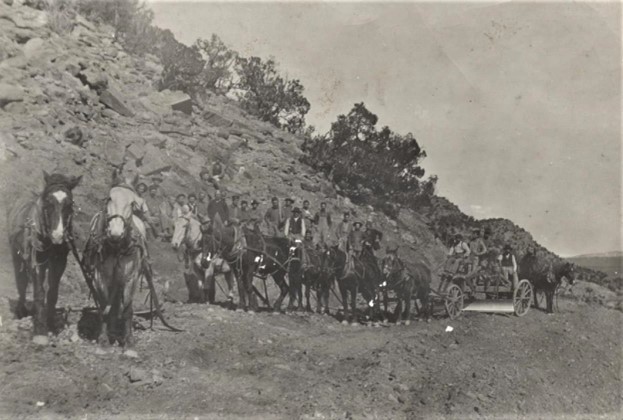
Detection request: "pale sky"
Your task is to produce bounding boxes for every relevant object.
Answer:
[148,1,621,257]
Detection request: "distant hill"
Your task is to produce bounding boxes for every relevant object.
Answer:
[567,252,622,277]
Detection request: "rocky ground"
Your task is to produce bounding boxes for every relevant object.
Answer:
[0,2,621,419]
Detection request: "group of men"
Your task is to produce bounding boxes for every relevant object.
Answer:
[444,228,519,289]
[132,165,371,259]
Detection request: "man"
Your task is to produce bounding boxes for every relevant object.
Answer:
[344,221,364,274]
[303,229,316,248]
[159,195,176,241]
[302,200,313,223]
[136,182,148,197]
[207,189,229,225]
[197,191,208,220]
[239,200,251,226]
[335,211,352,252]
[281,198,294,229]
[469,228,488,274]
[284,207,308,266]
[151,175,165,198]
[264,197,282,236]
[188,193,198,216]
[144,185,163,236]
[173,194,187,219]
[212,161,224,180]
[314,202,333,246]
[200,168,216,199]
[230,195,241,224]
[248,199,262,230]
[445,234,471,274]
[498,244,519,289]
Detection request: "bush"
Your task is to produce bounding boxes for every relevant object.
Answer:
[43,0,76,34]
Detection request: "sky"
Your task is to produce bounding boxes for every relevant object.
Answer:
[147,1,621,257]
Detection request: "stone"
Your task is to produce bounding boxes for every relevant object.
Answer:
[126,142,146,161]
[129,366,148,383]
[64,126,84,146]
[32,335,49,346]
[99,88,134,117]
[203,109,233,128]
[0,83,24,108]
[216,129,229,140]
[140,144,171,176]
[123,349,139,359]
[401,232,416,244]
[102,139,126,167]
[300,182,321,193]
[0,5,48,29]
[78,68,108,93]
[22,36,44,60]
[170,94,192,115]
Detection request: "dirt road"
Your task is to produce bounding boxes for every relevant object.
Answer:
[0,239,620,419]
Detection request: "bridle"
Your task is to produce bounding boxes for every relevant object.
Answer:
[40,184,75,245]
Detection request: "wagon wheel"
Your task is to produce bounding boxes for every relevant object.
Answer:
[513,279,532,317]
[444,283,464,319]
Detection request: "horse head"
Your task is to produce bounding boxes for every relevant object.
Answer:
[41,171,82,245]
[105,186,138,242]
[288,239,303,259]
[557,262,577,285]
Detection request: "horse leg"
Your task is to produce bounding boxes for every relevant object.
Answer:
[533,286,540,310]
[272,271,288,312]
[403,290,413,326]
[245,269,258,312]
[304,276,312,312]
[287,270,297,311]
[32,264,47,337]
[350,284,358,325]
[223,271,235,307]
[46,252,68,334]
[315,276,322,314]
[12,249,29,319]
[121,255,140,348]
[338,280,349,323]
[546,290,554,314]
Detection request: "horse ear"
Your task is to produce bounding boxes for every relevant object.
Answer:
[43,170,50,184]
[69,175,82,190]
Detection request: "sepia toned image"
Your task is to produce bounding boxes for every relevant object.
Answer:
[0,0,620,418]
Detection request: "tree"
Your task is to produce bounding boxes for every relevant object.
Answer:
[302,102,436,211]
[236,56,310,132]
[194,34,238,93]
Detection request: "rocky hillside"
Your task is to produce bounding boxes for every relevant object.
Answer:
[0,0,446,288]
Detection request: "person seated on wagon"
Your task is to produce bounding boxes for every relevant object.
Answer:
[445,234,471,274]
[468,228,488,274]
[498,244,519,289]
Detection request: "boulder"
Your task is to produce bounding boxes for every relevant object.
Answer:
[203,109,233,128]
[0,4,48,29]
[216,128,229,140]
[0,83,24,108]
[64,126,84,147]
[99,88,134,117]
[78,68,108,93]
[170,94,192,115]
[22,36,44,60]
[102,139,126,167]
[126,142,146,161]
[140,144,171,176]
[300,182,321,193]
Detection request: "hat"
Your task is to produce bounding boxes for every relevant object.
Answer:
[353,221,363,227]
[136,182,148,190]
[293,207,301,214]
[148,184,158,191]
[241,200,248,205]
[199,168,210,178]
[285,198,294,203]
[251,199,259,205]
[503,244,512,251]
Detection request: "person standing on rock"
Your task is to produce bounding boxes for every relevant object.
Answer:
[335,211,352,252]
[207,189,229,225]
[238,200,250,226]
[230,195,241,224]
[264,197,282,237]
[314,202,333,246]
[136,182,148,197]
[200,168,216,199]
[469,228,488,274]
[345,221,364,274]
[302,200,313,223]
[145,185,162,237]
[159,195,176,242]
[498,244,519,290]
[197,191,208,220]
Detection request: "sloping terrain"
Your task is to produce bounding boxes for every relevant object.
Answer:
[0,2,621,418]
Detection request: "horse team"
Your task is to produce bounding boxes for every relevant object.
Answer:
[8,171,575,349]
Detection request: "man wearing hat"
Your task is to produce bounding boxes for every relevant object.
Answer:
[498,244,519,289]
[313,202,333,246]
[264,197,282,237]
[150,175,165,198]
[136,182,148,197]
[238,199,250,226]
[207,189,229,225]
[248,199,262,231]
[335,211,352,252]
[284,207,306,241]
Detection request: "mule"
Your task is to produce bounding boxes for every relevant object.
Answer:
[287,242,325,312]
[8,171,82,342]
[380,251,432,325]
[82,175,154,347]
[519,255,576,313]
[171,216,235,305]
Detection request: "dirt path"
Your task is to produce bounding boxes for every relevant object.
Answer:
[0,282,620,419]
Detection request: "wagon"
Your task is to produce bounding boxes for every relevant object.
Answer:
[438,261,533,319]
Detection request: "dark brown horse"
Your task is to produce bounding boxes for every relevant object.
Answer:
[336,228,384,324]
[287,242,325,312]
[380,250,432,324]
[519,253,576,313]
[8,171,82,343]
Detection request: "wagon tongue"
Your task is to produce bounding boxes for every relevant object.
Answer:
[462,300,515,313]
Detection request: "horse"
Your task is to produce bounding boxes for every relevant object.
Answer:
[8,171,82,342]
[380,250,432,325]
[336,228,384,324]
[171,215,235,305]
[519,254,576,313]
[287,241,325,312]
[82,172,180,348]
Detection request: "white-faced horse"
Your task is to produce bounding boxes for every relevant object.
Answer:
[8,171,82,343]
